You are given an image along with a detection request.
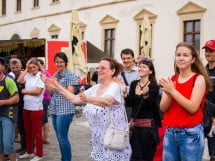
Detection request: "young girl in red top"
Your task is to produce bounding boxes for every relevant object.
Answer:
[159,42,212,161]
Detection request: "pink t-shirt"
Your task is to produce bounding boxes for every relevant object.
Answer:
[43,70,51,100]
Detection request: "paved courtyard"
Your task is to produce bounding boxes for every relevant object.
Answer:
[14,115,210,161]
[15,115,91,161]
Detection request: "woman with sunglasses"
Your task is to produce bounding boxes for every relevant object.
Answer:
[159,42,212,161]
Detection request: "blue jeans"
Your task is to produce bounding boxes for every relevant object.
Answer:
[0,116,15,154]
[51,114,74,161]
[207,136,215,158]
[42,99,50,124]
[163,123,204,161]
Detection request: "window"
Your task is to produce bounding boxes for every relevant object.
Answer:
[2,0,6,15]
[100,15,118,58]
[48,24,61,39]
[33,0,39,7]
[50,0,60,5]
[51,35,58,39]
[177,2,206,53]
[16,0,21,12]
[104,29,115,57]
[183,20,200,50]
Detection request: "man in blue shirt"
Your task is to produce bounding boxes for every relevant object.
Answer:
[119,48,139,121]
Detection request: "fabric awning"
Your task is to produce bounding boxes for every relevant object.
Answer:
[86,41,108,63]
[0,39,45,52]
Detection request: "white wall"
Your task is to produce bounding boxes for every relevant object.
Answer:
[1,0,215,80]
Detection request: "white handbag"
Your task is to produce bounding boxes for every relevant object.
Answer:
[103,107,129,151]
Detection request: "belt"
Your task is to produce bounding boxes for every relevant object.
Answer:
[130,118,152,127]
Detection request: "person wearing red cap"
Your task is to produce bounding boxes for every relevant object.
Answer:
[203,40,215,161]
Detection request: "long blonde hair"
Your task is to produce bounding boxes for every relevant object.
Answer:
[174,42,212,91]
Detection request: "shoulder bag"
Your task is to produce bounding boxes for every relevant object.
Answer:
[103,106,129,151]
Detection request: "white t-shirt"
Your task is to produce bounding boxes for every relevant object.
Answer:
[23,71,45,111]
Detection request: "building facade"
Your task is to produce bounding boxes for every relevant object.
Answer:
[0,0,215,79]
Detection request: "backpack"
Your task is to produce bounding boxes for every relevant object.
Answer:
[202,98,215,136]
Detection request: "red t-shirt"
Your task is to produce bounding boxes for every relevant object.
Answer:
[163,73,205,128]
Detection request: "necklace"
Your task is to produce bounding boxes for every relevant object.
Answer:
[138,81,149,90]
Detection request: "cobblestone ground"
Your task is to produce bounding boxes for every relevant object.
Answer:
[15,115,92,161]
[14,115,210,161]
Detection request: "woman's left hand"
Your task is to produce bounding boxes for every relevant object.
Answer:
[40,73,47,82]
[41,74,59,90]
[159,77,175,95]
[78,92,87,102]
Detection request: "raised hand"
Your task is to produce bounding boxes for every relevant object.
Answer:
[159,77,175,95]
[113,77,127,94]
[40,73,47,82]
[78,92,87,102]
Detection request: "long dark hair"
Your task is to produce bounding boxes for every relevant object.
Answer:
[138,57,157,84]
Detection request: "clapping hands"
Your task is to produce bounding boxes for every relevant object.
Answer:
[40,73,59,90]
[159,77,175,95]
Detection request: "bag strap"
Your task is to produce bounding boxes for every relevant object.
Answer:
[107,106,129,130]
[121,72,129,86]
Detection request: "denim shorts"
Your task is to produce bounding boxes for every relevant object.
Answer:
[163,123,204,161]
[0,116,15,154]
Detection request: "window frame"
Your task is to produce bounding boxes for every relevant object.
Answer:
[33,0,39,7]
[100,15,118,58]
[51,35,58,39]
[183,20,200,50]
[177,2,206,54]
[104,28,115,57]
[16,0,21,12]
[1,0,6,15]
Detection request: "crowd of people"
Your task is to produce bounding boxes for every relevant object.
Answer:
[0,40,215,161]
